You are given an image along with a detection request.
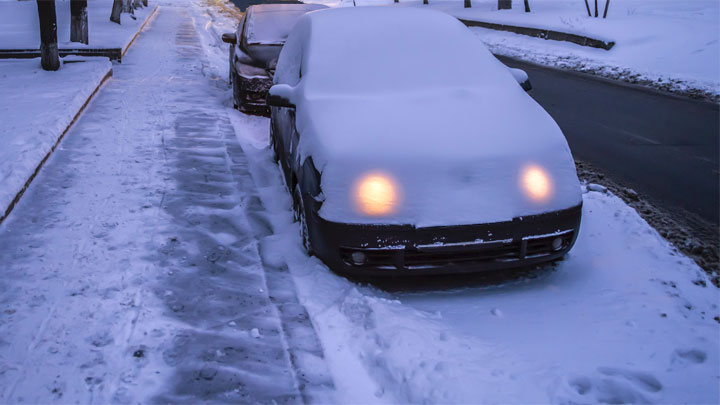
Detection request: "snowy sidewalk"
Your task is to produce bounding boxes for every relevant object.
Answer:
[0,6,331,403]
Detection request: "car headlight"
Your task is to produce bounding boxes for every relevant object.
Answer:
[521,164,552,202]
[353,172,401,216]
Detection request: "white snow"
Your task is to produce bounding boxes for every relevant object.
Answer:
[0,0,156,50]
[309,0,720,99]
[0,1,716,404]
[277,6,581,226]
[0,57,112,217]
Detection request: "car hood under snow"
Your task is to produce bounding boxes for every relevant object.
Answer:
[294,87,582,227]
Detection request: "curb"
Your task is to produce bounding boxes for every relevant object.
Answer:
[0,66,113,227]
[459,18,615,50]
[121,5,159,61]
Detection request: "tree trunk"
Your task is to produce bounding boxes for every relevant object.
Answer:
[498,0,511,10]
[602,0,610,18]
[523,0,530,12]
[583,0,591,16]
[110,0,122,24]
[132,0,140,9]
[594,0,598,17]
[122,0,131,13]
[70,0,88,44]
[464,0,471,8]
[142,0,148,6]
[423,0,428,4]
[36,0,60,71]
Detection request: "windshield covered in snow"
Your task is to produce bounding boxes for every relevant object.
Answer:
[302,7,511,95]
[245,3,327,45]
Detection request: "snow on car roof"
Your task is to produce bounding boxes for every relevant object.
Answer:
[245,3,327,45]
[300,6,511,94]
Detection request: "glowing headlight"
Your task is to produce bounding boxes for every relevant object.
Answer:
[521,165,552,202]
[353,172,400,216]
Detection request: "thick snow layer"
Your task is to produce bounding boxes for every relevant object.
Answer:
[0,0,155,49]
[230,110,720,404]
[0,58,111,217]
[277,7,581,225]
[310,0,719,99]
[244,3,327,45]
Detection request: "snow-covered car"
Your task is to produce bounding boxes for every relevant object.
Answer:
[267,7,583,275]
[221,3,327,114]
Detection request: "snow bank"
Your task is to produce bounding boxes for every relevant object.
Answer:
[0,58,111,218]
[279,7,581,225]
[0,0,155,50]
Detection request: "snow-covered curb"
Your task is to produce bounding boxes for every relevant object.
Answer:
[0,58,112,224]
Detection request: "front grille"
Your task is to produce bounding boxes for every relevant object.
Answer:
[340,230,574,270]
[404,242,520,268]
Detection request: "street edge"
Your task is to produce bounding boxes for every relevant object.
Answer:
[0,67,114,228]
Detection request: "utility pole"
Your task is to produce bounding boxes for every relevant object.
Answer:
[110,0,123,24]
[498,0,511,10]
[36,0,60,71]
[70,0,88,44]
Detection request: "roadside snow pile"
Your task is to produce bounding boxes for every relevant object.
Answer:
[0,0,154,49]
[0,58,111,218]
[318,0,719,100]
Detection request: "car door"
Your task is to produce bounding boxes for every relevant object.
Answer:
[270,44,303,190]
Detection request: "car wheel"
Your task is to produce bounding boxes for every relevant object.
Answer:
[293,185,313,255]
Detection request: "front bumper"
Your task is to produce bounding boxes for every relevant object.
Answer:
[232,62,272,115]
[306,204,582,276]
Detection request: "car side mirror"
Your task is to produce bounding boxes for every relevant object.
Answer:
[221,32,237,44]
[267,84,295,108]
[509,68,532,91]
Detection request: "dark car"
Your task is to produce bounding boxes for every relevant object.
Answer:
[221,3,327,114]
[267,7,582,276]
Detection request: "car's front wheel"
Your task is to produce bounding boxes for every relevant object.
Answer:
[293,185,313,255]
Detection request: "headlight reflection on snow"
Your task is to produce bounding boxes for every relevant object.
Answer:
[353,172,401,216]
[521,164,553,202]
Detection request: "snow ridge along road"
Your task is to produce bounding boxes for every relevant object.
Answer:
[0,5,332,403]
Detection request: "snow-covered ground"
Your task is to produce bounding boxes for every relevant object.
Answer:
[312,0,720,100]
[0,58,111,218]
[199,2,719,402]
[0,0,155,49]
[0,1,717,403]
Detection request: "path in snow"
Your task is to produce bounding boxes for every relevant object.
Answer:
[0,6,331,404]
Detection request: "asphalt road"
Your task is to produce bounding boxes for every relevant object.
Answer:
[501,56,720,228]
